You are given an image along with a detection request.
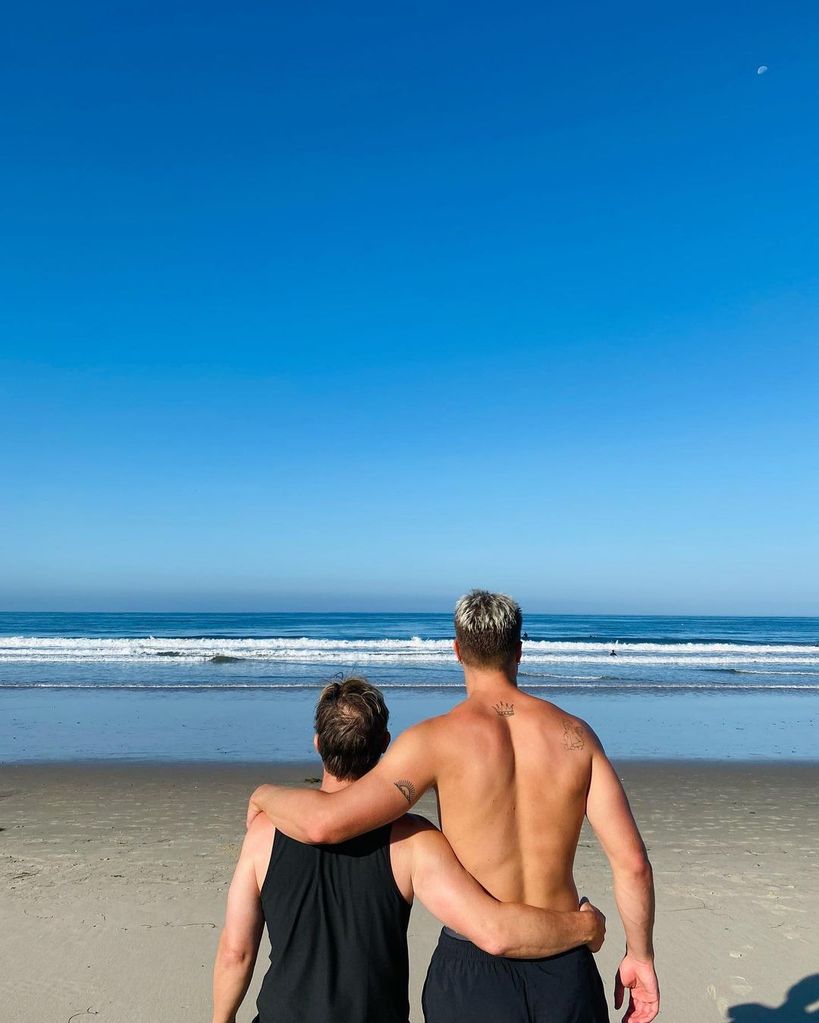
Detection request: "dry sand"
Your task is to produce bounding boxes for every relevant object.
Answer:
[1,760,816,1023]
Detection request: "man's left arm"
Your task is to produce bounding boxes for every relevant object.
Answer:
[247,722,436,844]
[212,825,267,1023]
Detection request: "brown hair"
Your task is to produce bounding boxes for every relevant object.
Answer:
[454,589,522,668]
[314,676,390,781]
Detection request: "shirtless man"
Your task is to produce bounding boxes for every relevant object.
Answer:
[247,592,659,1023]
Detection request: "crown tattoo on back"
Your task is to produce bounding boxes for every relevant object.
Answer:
[493,701,515,717]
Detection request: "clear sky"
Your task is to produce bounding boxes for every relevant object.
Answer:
[1,1,818,613]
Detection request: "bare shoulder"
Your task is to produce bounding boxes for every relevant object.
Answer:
[244,814,276,859]
[392,713,444,750]
[565,714,605,752]
[414,709,456,738]
[537,700,601,754]
[242,815,276,889]
[560,715,591,752]
[392,708,459,758]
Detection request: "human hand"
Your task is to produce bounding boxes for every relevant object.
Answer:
[579,898,606,952]
[614,954,659,1022]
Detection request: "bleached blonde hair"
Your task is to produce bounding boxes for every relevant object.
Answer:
[454,589,522,668]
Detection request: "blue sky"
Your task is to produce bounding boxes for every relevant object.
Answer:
[1,1,818,613]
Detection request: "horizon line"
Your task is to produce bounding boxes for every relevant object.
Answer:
[2,608,819,619]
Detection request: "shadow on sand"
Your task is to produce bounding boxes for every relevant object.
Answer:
[728,975,819,1022]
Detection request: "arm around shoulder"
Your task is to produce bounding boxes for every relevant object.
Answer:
[248,722,438,845]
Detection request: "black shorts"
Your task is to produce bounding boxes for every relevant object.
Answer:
[422,929,609,1023]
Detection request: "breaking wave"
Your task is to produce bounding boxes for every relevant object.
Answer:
[2,680,818,693]
[1,635,818,667]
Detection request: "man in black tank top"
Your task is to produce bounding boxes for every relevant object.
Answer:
[213,678,605,1023]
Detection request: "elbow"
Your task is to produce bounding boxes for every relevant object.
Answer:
[302,806,338,845]
[486,935,513,958]
[619,852,653,885]
[303,821,332,845]
[216,941,256,970]
[473,920,511,958]
[634,853,654,880]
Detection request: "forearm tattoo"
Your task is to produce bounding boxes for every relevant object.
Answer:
[562,719,585,750]
[494,701,515,717]
[394,779,416,804]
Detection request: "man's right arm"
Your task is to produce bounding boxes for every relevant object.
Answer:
[212,824,267,1023]
[247,723,437,844]
[402,817,605,958]
[585,733,659,1023]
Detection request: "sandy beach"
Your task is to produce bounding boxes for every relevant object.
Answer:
[2,760,816,1023]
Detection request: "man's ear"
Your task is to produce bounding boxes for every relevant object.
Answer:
[313,733,320,753]
[382,730,391,753]
[453,639,462,663]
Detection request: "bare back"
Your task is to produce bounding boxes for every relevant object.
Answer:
[430,687,591,911]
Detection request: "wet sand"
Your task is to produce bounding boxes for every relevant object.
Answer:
[2,760,817,1022]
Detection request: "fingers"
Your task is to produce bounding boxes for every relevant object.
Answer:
[578,902,603,926]
[614,970,624,1010]
[629,999,660,1023]
[622,988,660,1022]
[623,998,658,1023]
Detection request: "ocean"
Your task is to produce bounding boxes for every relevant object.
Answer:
[1,612,817,763]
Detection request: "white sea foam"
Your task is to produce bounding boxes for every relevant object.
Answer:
[2,681,819,692]
[0,635,817,668]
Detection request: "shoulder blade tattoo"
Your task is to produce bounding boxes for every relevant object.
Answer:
[394,779,416,804]
[493,701,515,717]
[562,719,585,751]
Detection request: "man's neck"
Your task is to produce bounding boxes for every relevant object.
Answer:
[461,663,519,697]
[320,770,355,793]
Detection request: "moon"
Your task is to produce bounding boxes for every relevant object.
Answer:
[757,65,768,75]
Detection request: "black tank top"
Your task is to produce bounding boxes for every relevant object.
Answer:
[254,825,411,1023]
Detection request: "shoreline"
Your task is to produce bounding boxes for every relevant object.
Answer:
[3,760,817,1022]
[5,685,818,763]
